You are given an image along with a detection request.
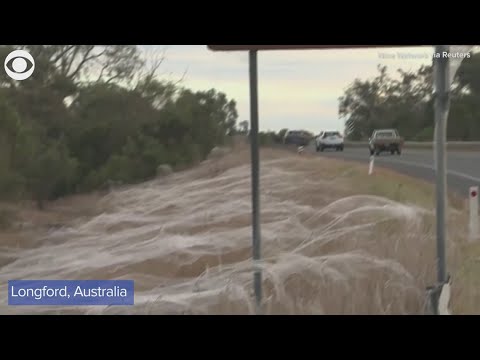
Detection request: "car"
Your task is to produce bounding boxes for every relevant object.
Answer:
[368,129,404,155]
[284,130,312,147]
[315,131,344,152]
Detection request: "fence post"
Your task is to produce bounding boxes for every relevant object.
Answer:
[368,155,374,175]
[469,186,479,241]
[425,275,452,315]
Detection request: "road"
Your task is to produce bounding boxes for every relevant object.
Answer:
[313,146,480,197]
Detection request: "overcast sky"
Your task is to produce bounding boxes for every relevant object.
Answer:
[141,45,435,133]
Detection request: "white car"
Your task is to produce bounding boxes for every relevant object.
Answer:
[315,131,344,152]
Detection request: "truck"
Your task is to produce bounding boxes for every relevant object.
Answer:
[368,129,404,156]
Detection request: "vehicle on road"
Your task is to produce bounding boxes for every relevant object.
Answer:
[284,130,312,147]
[369,129,404,155]
[315,131,344,152]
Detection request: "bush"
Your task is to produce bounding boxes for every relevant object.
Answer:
[0,45,240,208]
[20,140,78,209]
[414,127,434,141]
[0,170,26,201]
[0,208,15,229]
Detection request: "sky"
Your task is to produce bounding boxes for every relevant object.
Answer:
[141,45,436,133]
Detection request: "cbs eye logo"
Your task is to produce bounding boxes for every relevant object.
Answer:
[4,50,35,81]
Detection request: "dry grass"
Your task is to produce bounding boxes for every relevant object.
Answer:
[0,143,477,314]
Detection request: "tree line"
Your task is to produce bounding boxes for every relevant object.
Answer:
[0,45,238,209]
[339,52,480,141]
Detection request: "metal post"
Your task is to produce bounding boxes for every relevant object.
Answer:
[249,50,262,314]
[469,186,479,241]
[433,45,450,284]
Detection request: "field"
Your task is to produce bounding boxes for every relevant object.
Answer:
[0,142,477,314]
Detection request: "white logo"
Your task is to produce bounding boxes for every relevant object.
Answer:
[4,50,35,80]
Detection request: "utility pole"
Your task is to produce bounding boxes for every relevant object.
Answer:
[249,50,262,315]
[433,45,450,285]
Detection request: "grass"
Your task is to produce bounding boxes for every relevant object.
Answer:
[343,164,465,210]
[0,143,477,314]
[450,242,480,314]
[290,152,475,314]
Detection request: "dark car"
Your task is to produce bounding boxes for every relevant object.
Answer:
[283,130,312,146]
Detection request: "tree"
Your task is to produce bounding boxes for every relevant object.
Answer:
[239,120,249,134]
[0,99,21,171]
[277,128,288,141]
[339,64,434,140]
[0,45,240,209]
[24,45,144,85]
[19,138,78,209]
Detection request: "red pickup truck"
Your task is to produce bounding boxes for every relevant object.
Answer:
[368,129,404,156]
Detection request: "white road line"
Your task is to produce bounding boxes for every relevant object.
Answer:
[330,153,480,183]
[378,157,480,183]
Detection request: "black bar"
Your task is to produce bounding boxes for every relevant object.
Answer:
[208,45,416,51]
[249,50,262,314]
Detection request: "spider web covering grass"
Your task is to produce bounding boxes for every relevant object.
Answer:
[0,146,472,314]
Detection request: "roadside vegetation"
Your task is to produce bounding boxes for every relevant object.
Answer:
[2,145,475,314]
[267,150,476,314]
[0,45,239,212]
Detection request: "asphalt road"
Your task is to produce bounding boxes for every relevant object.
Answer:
[312,146,480,198]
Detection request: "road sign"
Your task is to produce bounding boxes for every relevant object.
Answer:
[208,45,414,51]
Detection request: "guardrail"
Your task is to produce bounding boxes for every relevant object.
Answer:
[344,141,480,151]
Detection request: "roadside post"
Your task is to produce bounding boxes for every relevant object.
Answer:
[368,155,374,175]
[469,186,479,241]
[427,45,475,314]
[426,44,451,315]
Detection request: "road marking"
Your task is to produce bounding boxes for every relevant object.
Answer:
[381,157,480,183]
[321,152,480,183]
